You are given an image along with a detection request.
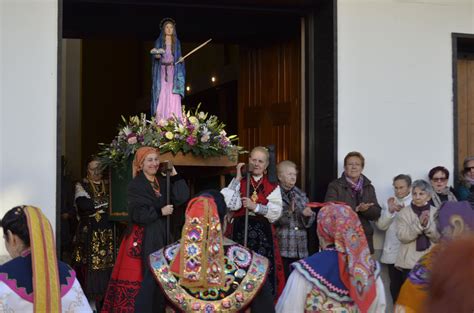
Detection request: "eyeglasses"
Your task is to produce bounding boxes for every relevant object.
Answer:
[88,167,101,174]
[431,177,447,182]
[465,166,474,171]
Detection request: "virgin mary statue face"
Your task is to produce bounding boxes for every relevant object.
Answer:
[164,22,174,36]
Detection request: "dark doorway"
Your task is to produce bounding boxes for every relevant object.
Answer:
[58,0,337,264]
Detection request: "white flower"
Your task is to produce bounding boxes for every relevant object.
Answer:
[122,126,132,136]
[188,116,199,125]
[198,111,207,120]
[165,132,174,140]
[158,119,168,127]
[201,134,210,143]
[220,130,227,136]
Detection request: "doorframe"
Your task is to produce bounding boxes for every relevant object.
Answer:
[304,0,338,201]
[452,32,474,183]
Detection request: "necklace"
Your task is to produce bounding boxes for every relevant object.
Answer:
[250,177,263,203]
[88,179,106,197]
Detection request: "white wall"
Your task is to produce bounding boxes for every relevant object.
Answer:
[338,0,474,248]
[0,0,58,255]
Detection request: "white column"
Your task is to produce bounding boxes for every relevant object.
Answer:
[0,0,58,256]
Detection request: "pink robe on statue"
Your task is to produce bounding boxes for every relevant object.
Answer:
[155,44,183,121]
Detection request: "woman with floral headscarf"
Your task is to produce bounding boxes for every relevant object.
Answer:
[0,205,91,312]
[276,203,386,313]
[102,147,189,313]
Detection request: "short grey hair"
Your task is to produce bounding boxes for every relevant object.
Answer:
[393,174,412,187]
[277,160,297,175]
[411,179,434,194]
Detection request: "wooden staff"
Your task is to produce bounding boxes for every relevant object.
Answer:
[165,161,173,245]
[244,163,254,247]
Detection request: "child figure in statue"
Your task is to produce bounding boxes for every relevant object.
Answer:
[150,18,185,122]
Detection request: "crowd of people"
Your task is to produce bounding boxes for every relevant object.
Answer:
[0,147,473,312]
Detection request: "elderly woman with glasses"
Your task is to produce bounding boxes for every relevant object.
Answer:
[456,156,474,203]
[427,166,457,208]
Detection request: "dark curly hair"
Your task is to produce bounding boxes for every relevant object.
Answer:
[428,166,450,180]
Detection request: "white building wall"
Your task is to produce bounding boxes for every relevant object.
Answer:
[0,0,58,256]
[338,0,474,248]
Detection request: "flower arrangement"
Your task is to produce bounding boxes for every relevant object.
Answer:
[98,105,242,169]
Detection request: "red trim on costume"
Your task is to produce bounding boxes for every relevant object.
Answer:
[232,175,277,218]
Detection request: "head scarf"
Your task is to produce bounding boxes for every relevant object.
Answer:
[437,200,474,239]
[317,203,376,313]
[132,146,159,178]
[343,172,364,197]
[23,206,61,313]
[170,195,225,290]
[410,202,432,251]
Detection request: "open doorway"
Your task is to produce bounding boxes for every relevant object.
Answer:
[59,0,311,263]
[61,1,304,184]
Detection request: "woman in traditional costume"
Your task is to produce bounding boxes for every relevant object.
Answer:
[395,200,474,313]
[0,205,92,312]
[221,146,285,299]
[149,190,275,313]
[102,146,189,313]
[150,18,185,122]
[72,156,114,307]
[276,203,386,313]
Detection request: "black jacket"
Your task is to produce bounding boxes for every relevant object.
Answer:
[127,171,190,266]
[324,174,382,253]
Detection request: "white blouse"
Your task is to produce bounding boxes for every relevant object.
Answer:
[221,176,283,223]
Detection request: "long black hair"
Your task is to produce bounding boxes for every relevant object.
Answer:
[1,206,30,246]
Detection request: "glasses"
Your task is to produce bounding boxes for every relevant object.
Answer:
[431,177,447,182]
[465,166,474,171]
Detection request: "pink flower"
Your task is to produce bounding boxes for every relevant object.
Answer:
[219,137,230,147]
[187,124,195,132]
[157,119,168,127]
[127,136,137,144]
[186,136,197,146]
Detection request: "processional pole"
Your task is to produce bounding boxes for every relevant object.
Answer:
[165,161,173,245]
[244,163,254,248]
